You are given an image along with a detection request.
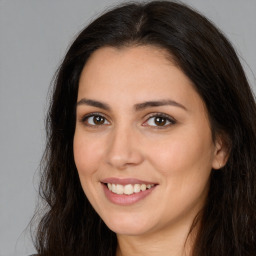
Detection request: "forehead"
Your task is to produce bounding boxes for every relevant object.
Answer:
[79,45,173,84]
[77,45,204,113]
[86,44,172,65]
[80,46,185,88]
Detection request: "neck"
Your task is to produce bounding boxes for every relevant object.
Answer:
[116,218,199,256]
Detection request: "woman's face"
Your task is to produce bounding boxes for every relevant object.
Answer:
[73,46,225,236]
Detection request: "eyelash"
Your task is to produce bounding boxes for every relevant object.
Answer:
[143,113,176,128]
[80,112,176,128]
[80,112,110,128]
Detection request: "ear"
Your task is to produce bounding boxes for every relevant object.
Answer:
[212,135,230,170]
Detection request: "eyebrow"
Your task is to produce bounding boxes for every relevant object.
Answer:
[77,98,111,111]
[76,98,187,111]
[134,100,187,111]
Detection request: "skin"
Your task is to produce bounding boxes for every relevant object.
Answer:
[73,45,228,256]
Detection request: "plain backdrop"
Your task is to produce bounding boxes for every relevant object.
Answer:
[0,0,255,255]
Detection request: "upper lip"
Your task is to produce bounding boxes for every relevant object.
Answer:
[101,177,158,185]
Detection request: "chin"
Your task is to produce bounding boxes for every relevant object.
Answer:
[102,212,156,236]
[108,223,152,236]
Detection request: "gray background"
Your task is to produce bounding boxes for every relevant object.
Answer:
[0,0,255,255]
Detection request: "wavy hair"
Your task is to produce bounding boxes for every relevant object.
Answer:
[32,1,256,255]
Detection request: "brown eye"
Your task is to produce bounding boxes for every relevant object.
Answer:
[83,114,110,126]
[144,114,176,128]
[154,117,167,126]
[93,115,105,125]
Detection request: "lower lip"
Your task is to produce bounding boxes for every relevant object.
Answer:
[102,183,157,206]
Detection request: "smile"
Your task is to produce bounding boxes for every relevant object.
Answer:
[101,178,158,205]
[107,183,155,195]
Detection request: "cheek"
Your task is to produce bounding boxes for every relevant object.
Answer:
[145,130,214,220]
[146,127,214,177]
[73,131,104,177]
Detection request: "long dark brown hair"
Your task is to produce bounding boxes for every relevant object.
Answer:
[32,1,256,255]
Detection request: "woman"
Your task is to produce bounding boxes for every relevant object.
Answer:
[32,1,256,255]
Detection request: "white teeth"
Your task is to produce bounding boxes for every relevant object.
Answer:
[134,184,141,193]
[112,184,116,193]
[107,183,155,195]
[140,184,146,191]
[116,184,124,195]
[124,184,133,195]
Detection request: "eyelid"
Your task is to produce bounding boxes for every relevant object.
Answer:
[80,112,110,126]
[79,111,176,128]
[142,112,176,128]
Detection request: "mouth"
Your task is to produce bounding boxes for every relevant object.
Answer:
[101,178,158,205]
[104,183,156,195]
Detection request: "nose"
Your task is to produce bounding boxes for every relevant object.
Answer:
[105,125,144,170]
